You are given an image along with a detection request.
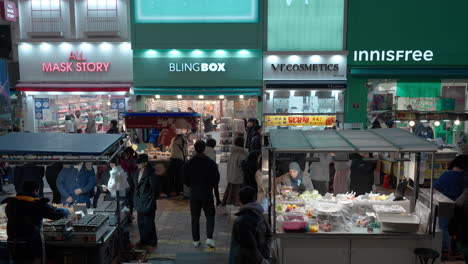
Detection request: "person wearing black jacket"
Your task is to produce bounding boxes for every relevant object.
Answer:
[132,154,160,249]
[349,153,376,195]
[183,140,220,248]
[242,139,262,191]
[14,164,45,197]
[106,119,119,134]
[229,186,271,264]
[450,186,468,264]
[1,181,70,264]
[45,163,63,204]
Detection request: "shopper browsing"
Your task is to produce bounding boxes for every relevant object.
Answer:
[74,110,83,133]
[64,115,75,133]
[2,181,70,264]
[183,140,220,248]
[168,134,188,196]
[85,112,96,133]
[106,119,119,134]
[205,138,222,206]
[222,136,248,206]
[132,154,160,249]
[245,118,258,150]
[229,186,272,264]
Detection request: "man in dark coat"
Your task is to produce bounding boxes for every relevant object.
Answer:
[183,140,220,248]
[242,137,262,191]
[1,181,69,264]
[349,153,376,195]
[229,186,271,264]
[132,154,160,249]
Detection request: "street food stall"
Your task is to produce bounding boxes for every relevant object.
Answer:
[0,132,129,264]
[264,128,445,264]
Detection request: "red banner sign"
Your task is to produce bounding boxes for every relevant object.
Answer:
[125,116,199,130]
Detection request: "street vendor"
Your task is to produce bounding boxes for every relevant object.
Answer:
[276,162,308,193]
[57,162,96,207]
[2,181,70,264]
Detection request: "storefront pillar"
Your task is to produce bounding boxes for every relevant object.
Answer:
[344,78,368,126]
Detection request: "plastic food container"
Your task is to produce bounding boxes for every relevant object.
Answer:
[378,214,420,233]
[282,214,307,233]
[373,205,406,215]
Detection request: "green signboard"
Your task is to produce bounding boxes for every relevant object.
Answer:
[133,49,263,87]
[268,0,344,51]
[135,0,259,23]
[347,0,468,67]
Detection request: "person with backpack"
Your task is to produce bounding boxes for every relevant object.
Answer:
[229,186,272,264]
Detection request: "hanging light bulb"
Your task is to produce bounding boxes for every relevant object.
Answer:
[454,119,461,125]
[434,121,441,127]
[409,121,415,127]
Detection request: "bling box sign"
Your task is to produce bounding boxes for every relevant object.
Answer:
[263,53,347,81]
[19,42,132,82]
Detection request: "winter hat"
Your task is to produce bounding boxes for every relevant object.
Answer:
[289,162,301,173]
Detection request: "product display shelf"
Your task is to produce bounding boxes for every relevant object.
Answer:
[219,117,233,162]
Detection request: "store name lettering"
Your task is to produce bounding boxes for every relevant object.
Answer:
[353,50,434,62]
[169,63,226,72]
[271,64,339,72]
[42,52,111,72]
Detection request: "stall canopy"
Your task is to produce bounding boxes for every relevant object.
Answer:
[268,128,439,153]
[0,133,123,156]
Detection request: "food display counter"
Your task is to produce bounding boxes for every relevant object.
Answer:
[0,133,130,263]
[265,128,442,264]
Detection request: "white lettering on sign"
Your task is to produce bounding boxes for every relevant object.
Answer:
[353,50,434,62]
[41,51,111,72]
[169,63,226,72]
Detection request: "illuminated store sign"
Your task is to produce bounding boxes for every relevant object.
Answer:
[353,50,434,62]
[42,52,111,72]
[169,62,226,72]
[263,53,347,81]
[18,42,133,82]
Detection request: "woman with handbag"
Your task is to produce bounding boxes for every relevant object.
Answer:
[133,154,160,250]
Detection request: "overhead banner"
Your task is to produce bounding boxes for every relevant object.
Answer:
[263,53,347,81]
[18,42,133,82]
[265,115,336,127]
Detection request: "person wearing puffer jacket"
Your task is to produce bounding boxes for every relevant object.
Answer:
[57,163,96,207]
[450,185,468,264]
[229,186,272,264]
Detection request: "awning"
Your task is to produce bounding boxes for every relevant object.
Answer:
[16,83,132,92]
[133,87,261,96]
[349,68,468,77]
[268,128,439,153]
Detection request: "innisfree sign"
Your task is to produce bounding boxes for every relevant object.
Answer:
[353,50,434,62]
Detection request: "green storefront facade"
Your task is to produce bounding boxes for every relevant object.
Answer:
[346,0,468,127]
[130,0,264,117]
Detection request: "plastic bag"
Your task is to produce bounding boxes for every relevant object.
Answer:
[108,166,130,195]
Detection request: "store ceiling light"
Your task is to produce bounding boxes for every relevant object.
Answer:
[310,55,321,63]
[177,95,182,99]
[199,95,204,99]
[60,42,72,50]
[120,42,131,51]
[155,95,161,99]
[215,49,226,56]
[455,119,461,125]
[80,42,91,51]
[192,49,203,56]
[239,49,249,56]
[267,55,279,63]
[219,95,225,99]
[239,95,244,99]
[409,121,415,127]
[40,42,51,51]
[100,42,112,51]
[146,49,157,56]
[169,49,181,56]
[434,121,441,127]
[289,55,300,63]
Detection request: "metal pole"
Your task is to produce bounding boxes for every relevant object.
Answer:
[396,152,402,186]
[429,153,435,235]
[272,151,277,234]
[411,153,421,213]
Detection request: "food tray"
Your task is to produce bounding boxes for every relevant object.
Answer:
[282,214,307,233]
[378,214,420,233]
[373,205,406,215]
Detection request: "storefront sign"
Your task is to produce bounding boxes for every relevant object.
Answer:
[353,50,434,62]
[169,63,226,72]
[18,42,132,82]
[0,1,17,22]
[264,115,336,127]
[42,52,111,72]
[134,49,262,87]
[347,0,468,67]
[263,53,346,81]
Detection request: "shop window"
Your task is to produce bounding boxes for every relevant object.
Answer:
[85,0,119,34]
[30,0,63,34]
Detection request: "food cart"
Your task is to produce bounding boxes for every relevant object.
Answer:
[264,128,446,264]
[0,132,129,264]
